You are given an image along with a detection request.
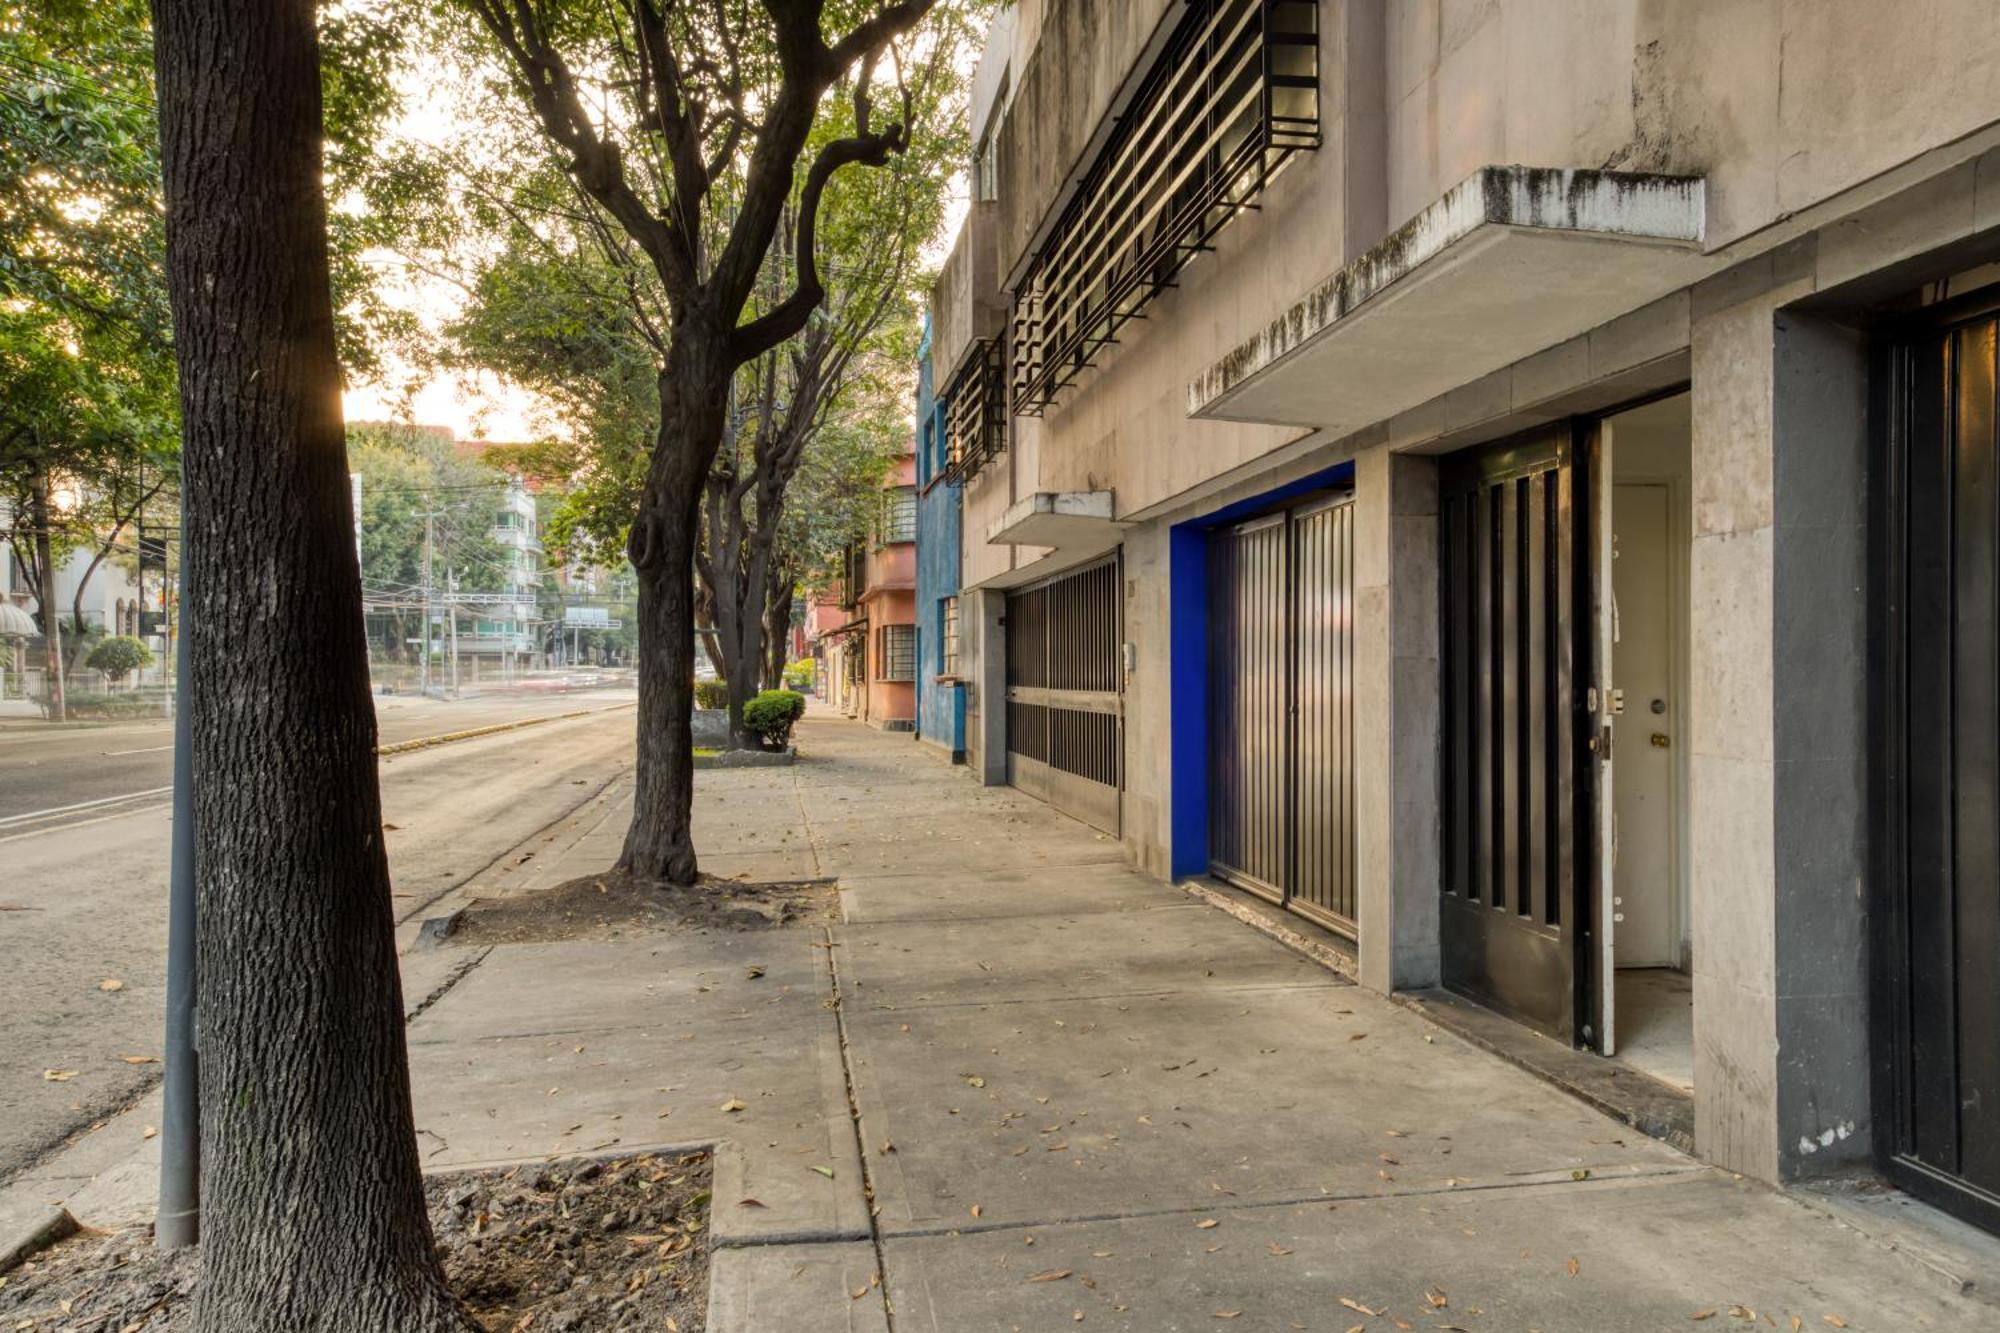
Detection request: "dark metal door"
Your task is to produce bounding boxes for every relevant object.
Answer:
[1005,557,1123,834]
[1877,300,2000,1234]
[1439,426,1588,1042]
[1208,495,1357,936]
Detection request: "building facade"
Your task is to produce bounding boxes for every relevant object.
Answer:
[929,0,2000,1233]
[810,455,921,729]
[914,316,968,759]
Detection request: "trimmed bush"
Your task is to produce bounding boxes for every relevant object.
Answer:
[742,688,806,750]
[782,658,814,691]
[692,678,729,710]
[85,635,155,683]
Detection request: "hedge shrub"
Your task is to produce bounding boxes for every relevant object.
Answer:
[85,635,155,682]
[742,689,806,750]
[782,658,814,692]
[692,678,729,710]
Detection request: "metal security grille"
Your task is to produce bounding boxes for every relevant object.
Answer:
[1439,426,1586,1042]
[1011,0,1319,416]
[1877,300,2000,1234]
[1005,557,1123,831]
[942,339,1006,483]
[1208,495,1356,936]
[877,624,916,681]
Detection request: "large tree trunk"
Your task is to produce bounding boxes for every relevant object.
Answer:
[618,369,716,883]
[150,1,473,1327]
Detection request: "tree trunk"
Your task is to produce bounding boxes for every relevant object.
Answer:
[762,575,792,691]
[30,472,64,722]
[150,0,473,1327]
[618,374,714,882]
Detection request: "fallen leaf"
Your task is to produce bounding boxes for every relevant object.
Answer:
[737,1198,768,1209]
[1197,1218,1220,1229]
[745,966,766,979]
[1214,1313,1241,1321]
[1393,1319,1414,1331]
[142,1125,157,1140]
[850,1288,868,1300]
[720,1098,746,1113]
[1790,1319,1803,1332]
[1266,1241,1293,1256]
[1823,1319,1847,1330]
[809,1165,834,1179]
[120,1055,158,1065]
[1340,1298,1379,1316]
[1027,1270,1073,1283]
[1688,1315,1717,1324]
[1425,1286,1448,1309]
[43,1070,78,1082]
[1566,1256,1580,1277]
[964,1075,986,1088]
[1571,1168,1591,1181]
[970,1204,982,1218]
[99,979,124,992]
[879,1140,896,1154]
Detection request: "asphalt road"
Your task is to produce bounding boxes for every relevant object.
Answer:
[0,687,631,829]
[0,698,637,1185]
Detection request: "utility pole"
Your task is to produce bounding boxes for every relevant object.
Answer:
[419,506,436,696]
[447,571,459,696]
[31,467,65,723]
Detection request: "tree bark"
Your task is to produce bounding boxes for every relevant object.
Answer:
[618,361,717,883]
[150,0,474,1327]
[762,570,792,691]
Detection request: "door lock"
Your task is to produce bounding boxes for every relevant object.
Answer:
[1651,732,1670,749]
[1607,689,1626,716]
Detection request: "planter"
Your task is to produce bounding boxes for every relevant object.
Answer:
[689,708,732,747]
[692,745,796,769]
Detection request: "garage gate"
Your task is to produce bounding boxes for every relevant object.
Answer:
[1207,493,1357,937]
[1005,557,1123,834]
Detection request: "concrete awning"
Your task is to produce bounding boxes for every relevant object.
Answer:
[1188,167,1708,431]
[986,490,1121,548]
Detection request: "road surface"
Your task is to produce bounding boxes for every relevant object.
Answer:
[0,697,637,1184]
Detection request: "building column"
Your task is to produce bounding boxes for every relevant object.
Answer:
[1689,256,1871,1183]
[1353,446,1441,994]
[965,586,1007,786]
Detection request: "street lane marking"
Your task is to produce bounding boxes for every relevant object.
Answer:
[0,786,175,829]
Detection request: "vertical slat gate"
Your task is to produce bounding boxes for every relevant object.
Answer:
[1207,495,1356,936]
[1439,426,1583,1041]
[1005,557,1123,833]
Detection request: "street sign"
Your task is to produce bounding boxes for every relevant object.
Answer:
[564,606,612,627]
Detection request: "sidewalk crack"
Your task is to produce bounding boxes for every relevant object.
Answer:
[825,923,896,1330]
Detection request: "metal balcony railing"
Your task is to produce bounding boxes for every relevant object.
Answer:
[1010,0,1320,417]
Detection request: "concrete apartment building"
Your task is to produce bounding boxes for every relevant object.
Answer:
[923,0,2000,1233]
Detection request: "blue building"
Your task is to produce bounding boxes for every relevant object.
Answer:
[912,315,965,760]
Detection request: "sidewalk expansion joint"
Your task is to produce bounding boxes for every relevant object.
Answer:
[825,923,898,1331]
[869,1162,1711,1245]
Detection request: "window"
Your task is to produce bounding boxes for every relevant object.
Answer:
[941,597,960,677]
[942,338,1006,484]
[877,624,916,681]
[883,487,917,544]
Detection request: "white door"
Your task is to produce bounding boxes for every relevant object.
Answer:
[1611,483,1678,968]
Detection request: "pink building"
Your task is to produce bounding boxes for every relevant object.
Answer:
[809,451,917,728]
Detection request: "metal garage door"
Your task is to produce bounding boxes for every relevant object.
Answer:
[1208,494,1357,936]
[1878,298,2000,1234]
[1005,557,1123,833]
[1438,425,1589,1042]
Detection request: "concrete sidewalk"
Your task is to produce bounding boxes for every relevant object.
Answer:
[12,714,1999,1330]
[402,716,2000,1330]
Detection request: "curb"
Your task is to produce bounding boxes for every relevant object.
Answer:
[375,702,634,757]
[0,1204,78,1274]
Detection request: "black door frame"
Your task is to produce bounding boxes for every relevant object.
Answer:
[1437,420,1602,1046]
[1869,286,2000,1235]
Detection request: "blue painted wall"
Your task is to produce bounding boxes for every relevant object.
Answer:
[1169,460,1356,877]
[914,317,966,756]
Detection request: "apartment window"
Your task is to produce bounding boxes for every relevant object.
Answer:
[941,597,960,676]
[941,338,1006,484]
[877,624,916,681]
[883,487,917,544]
